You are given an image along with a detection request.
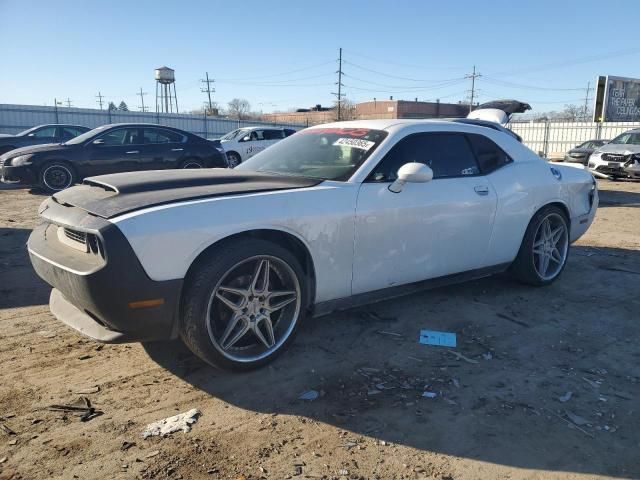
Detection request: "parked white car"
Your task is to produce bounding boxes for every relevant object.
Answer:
[587,128,640,179]
[28,119,598,370]
[220,126,296,167]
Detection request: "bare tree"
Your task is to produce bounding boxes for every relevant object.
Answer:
[227,98,251,120]
[332,98,356,121]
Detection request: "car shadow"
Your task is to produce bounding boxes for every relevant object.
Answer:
[144,244,640,478]
[0,227,50,309]
[598,187,640,208]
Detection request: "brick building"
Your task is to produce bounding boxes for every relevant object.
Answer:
[262,98,471,126]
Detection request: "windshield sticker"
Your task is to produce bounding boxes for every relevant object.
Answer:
[333,137,376,151]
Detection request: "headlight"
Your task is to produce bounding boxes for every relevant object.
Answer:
[8,154,33,166]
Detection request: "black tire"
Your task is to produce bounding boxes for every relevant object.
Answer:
[226,152,241,168]
[510,205,570,286]
[180,238,309,371]
[180,158,205,169]
[39,161,77,193]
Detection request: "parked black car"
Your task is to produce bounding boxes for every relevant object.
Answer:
[563,139,609,164]
[0,124,90,156]
[1,123,228,192]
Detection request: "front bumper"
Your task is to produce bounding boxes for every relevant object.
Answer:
[588,157,626,177]
[564,154,588,164]
[1,164,37,184]
[28,199,183,343]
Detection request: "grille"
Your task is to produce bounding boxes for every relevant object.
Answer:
[601,153,628,163]
[63,227,87,245]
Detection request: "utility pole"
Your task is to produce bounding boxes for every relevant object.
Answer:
[201,72,215,113]
[331,47,345,120]
[137,87,148,112]
[54,98,60,123]
[65,97,73,108]
[96,91,104,110]
[583,81,592,120]
[465,65,481,113]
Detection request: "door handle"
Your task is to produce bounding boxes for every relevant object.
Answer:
[171,148,184,152]
[474,185,489,196]
[126,150,139,154]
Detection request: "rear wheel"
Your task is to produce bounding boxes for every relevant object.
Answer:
[226,152,241,168]
[510,205,569,286]
[180,239,308,371]
[181,158,205,169]
[39,162,76,192]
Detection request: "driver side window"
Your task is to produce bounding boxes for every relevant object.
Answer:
[367,133,480,182]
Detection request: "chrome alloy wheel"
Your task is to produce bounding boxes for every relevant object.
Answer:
[532,213,568,281]
[206,255,301,362]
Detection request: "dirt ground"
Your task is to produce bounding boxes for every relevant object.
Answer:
[0,180,639,480]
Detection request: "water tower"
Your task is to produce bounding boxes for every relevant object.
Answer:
[155,66,179,113]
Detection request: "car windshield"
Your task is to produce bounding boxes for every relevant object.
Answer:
[64,125,109,145]
[609,132,640,145]
[16,126,40,136]
[236,127,388,181]
[220,129,247,141]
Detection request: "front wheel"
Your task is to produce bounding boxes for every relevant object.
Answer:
[39,162,77,193]
[180,239,308,371]
[226,152,241,168]
[510,206,570,286]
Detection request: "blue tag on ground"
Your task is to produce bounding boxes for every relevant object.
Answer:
[419,330,457,347]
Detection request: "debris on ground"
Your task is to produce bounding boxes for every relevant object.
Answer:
[298,390,320,401]
[447,350,479,364]
[558,392,573,403]
[141,409,201,438]
[376,330,403,337]
[121,440,136,451]
[565,411,589,426]
[145,450,160,458]
[74,386,100,395]
[482,352,493,361]
[47,396,102,422]
[419,330,457,347]
[0,457,7,463]
[422,391,437,398]
[496,312,531,328]
[0,423,16,435]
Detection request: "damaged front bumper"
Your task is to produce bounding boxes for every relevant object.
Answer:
[27,198,183,343]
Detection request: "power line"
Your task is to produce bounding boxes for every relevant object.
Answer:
[137,87,148,112]
[331,47,345,120]
[95,91,104,110]
[482,77,584,92]
[344,73,467,91]
[465,66,481,113]
[201,72,215,112]
[215,60,335,82]
[345,60,463,83]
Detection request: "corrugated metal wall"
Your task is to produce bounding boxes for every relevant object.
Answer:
[509,121,640,158]
[0,104,305,139]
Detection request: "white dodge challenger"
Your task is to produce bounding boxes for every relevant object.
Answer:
[28,119,598,370]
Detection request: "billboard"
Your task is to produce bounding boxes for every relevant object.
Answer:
[593,75,640,122]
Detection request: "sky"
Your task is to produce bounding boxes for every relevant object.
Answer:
[1,0,639,115]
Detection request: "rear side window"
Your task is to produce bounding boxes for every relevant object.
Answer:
[32,126,57,139]
[143,128,184,144]
[466,134,512,174]
[263,129,285,140]
[368,133,480,182]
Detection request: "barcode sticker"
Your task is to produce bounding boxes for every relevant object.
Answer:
[333,137,375,151]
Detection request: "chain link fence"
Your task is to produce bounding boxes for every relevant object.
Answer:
[0,104,305,139]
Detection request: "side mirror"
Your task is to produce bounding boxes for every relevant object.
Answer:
[92,138,105,146]
[388,162,433,193]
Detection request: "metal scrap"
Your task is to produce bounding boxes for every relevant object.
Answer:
[47,396,102,422]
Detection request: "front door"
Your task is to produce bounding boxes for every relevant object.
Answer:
[85,127,142,176]
[352,132,497,295]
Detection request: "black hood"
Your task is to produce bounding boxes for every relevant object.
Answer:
[1,142,70,158]
[476,100,532,114]
[51,169,322,219]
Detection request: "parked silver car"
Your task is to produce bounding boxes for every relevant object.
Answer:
[588,129,640,178]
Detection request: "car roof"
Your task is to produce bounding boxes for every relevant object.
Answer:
[307,118,516,136]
